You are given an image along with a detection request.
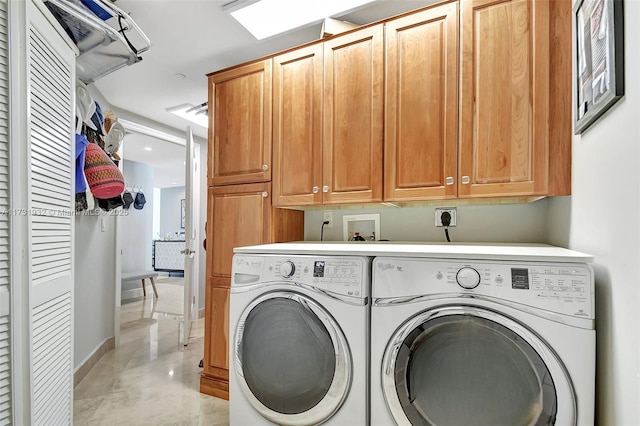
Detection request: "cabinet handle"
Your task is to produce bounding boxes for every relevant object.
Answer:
[261,191,268,198]
[262,164,269,171]
[312,186,319,194]
[461,176,470,184]
[322,185,329,193]
[445,177,454,185]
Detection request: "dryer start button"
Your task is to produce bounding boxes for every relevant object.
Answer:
[456,267,481,289]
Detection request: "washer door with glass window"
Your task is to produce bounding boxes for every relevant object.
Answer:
[234,291,352,426]
[381,305,575,426]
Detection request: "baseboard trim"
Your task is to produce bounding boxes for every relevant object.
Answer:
[200,374,229,400]
[74,336,115,388]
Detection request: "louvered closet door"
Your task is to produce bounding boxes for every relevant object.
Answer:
[0,1,11,424]
[27,2,75,425]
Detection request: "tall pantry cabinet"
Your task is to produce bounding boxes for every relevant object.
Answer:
[201,60,304,400]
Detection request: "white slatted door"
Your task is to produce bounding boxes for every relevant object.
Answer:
[0,1,11,424]
[27,3,75,425]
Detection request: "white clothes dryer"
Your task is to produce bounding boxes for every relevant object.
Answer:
[229,253,371,426]
[371,251,595,426]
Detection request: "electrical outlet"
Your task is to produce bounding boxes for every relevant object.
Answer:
[435,207,457,227]
[323,211,333,228]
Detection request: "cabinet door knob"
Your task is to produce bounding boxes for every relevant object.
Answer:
[312,186,319,194]
[262,164,269,171]
[445,176,454,185]
[322,185,329,193]
[262,191,268,198]
[461,176,470,184]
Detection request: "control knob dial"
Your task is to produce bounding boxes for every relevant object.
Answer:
[280,261,296,278]
[456,267,481,289]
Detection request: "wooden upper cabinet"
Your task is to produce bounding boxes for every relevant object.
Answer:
[208,59,272,186]
[272,44,323,207]
[459,0,549,198]
[384,2,459,202]
[207,183,271,282]
[323,25,384,204]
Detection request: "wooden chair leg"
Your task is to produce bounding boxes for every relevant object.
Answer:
[150,276,159,298]
[141,278,146,297]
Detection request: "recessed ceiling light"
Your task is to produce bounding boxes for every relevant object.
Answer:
[172,182,178,185]
[229,0,373,40]
[175,73,186,79]
[144,147,152,151]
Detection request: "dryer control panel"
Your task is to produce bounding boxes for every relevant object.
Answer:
[232,255,371,299]
[373,258,594,320]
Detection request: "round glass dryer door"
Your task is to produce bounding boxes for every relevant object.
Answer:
[382,306,575,426]
[234,292,351,426]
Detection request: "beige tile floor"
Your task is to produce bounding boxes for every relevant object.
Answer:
[74,277,230,425]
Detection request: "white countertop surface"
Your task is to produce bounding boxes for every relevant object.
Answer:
[234,241,594,263]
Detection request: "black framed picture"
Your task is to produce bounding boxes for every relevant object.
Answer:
[180,198,185,229]
[574,0,624,135]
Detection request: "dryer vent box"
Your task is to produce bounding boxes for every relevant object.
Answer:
[343,214,380,241]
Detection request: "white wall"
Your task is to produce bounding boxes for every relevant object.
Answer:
[152,187,161,239]
[546,3,640,422]
[74,214,116,369]
[76,87,212,369]
[159,186,185,239]
[305,201,549,243]
[122,160,154,277]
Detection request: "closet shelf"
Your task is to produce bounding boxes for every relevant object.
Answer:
[44,0,151,83]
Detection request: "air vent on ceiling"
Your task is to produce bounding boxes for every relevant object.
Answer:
[167,103,209,129]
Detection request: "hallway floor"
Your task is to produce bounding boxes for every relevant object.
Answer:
[73,277,230,425]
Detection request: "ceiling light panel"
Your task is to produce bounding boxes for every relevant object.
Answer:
[230,0,374,40]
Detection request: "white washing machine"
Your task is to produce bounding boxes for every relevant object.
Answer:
[370,248,595,425]
[229,253,371,426]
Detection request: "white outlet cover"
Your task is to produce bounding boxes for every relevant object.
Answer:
[323,211,333,228]
[435,207,457,227]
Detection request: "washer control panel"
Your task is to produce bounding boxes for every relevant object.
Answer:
[232,255,370,298]
[373,258,594,319]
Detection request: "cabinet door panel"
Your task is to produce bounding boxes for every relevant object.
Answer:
[385,3,458,201]
[208,60,272,186]
[323,25,383,204]
[208,183,271,279]
[273,44,323,206]
[460,0,548,197]
[205,285,229,375]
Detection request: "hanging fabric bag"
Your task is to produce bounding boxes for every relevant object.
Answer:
[84,142,125,199]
